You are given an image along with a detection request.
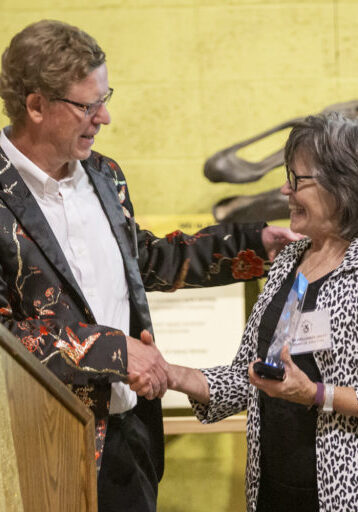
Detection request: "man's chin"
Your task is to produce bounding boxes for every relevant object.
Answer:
[75,148,92,161]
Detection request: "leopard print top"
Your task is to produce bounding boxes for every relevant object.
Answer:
[190,237,358,512]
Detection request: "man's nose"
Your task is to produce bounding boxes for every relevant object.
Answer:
[92,103,111,125]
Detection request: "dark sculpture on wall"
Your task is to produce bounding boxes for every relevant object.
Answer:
[205,100,358,223]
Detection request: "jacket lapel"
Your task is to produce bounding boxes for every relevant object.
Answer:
[83,157,133,260]
[83,156,153,330]
[0,148,92,311]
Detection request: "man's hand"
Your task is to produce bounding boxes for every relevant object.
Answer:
[126,330,169,400]
[261,225,303,262]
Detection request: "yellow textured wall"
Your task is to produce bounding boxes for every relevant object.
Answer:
[1,1,357,221]
[1,2,357,511]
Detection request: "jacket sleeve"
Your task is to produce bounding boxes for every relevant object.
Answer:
[137,222,270,291]
[0,265,128,387]
[103,156,270,292]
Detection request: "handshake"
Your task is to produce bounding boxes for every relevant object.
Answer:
[126,330,173,400]
[126,330,210,405]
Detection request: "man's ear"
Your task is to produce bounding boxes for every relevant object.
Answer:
[25,93,46,123]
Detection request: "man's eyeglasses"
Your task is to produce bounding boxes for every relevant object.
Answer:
[52,87,113,116]
[286,166,315,191]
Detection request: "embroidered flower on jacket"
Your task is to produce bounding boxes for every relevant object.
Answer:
[73,385,95,408]
[21,334,45,354]
[231,249,264,279]
[166,230,183,243]
[0,304,13,316]
[209,249,265,280]
[33,287,61,316]
[45,287,55,298]
[166,230,210,245]
[39,325,49,336]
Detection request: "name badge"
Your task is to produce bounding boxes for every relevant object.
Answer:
[291,309,332,355]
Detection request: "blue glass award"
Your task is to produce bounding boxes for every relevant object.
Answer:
[254,272,308,380]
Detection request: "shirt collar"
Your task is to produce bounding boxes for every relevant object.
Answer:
[0,126,85,198]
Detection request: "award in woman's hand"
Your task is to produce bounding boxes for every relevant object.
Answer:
[254,272,308,380]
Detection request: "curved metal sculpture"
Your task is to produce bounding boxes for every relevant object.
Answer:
[214,188,289,224]
[205,100,358,223]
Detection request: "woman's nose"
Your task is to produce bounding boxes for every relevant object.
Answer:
[280,180,292,196]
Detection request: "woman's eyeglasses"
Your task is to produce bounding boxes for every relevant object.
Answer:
[286,166,315,191]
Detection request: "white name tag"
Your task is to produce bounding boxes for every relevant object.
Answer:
[291,309,332,355]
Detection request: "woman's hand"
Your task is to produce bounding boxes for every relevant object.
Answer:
[248,345,316,407]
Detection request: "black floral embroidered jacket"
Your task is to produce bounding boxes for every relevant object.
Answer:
[0,146,268,476]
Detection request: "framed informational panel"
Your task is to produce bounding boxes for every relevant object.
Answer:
[147,282,245,408]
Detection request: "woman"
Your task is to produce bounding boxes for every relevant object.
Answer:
[158,113,358,511]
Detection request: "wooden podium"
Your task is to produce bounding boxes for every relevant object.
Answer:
[0,323,97,511]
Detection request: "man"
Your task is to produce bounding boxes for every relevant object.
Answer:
[0,20,300,511]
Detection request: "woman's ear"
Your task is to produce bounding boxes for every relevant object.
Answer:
[25,93,46,124]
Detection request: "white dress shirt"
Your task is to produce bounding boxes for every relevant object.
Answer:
[0,127,137,413]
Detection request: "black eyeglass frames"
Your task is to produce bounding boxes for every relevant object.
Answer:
[285,166,315,191]
[52,87,113,116]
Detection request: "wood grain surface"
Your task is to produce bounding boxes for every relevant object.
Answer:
[0,324,97,511]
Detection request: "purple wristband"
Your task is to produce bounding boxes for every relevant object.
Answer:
[314,382,325,408]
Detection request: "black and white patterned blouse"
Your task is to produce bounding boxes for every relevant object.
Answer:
[190,237,358,512]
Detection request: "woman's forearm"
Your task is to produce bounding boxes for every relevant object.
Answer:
[168,364,210,405]
[332,386,358,417]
